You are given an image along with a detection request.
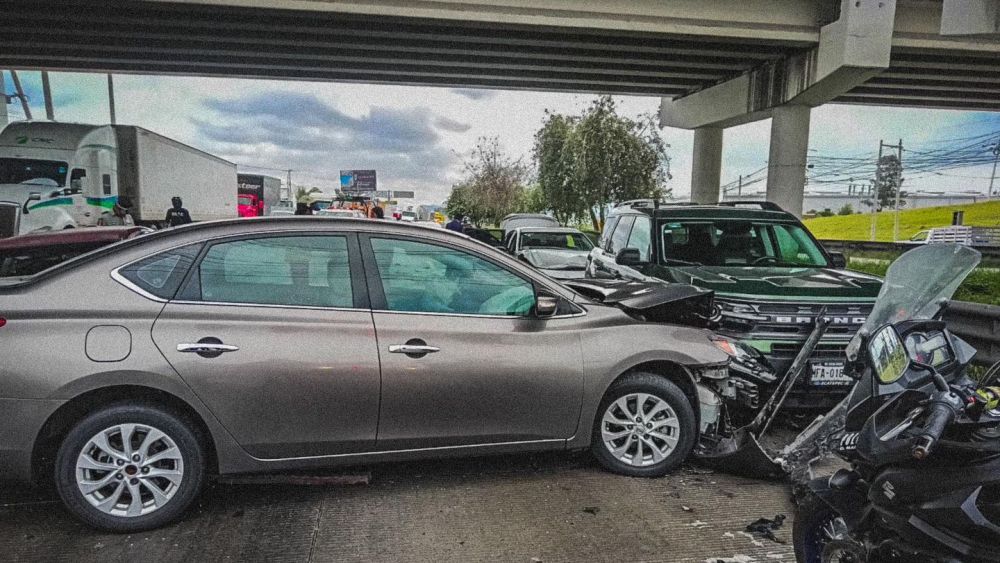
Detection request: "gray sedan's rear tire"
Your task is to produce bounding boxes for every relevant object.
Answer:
[591,373,696,478]
[54,403,205,532]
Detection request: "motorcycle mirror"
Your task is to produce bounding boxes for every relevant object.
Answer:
[868,325,910,385]
[22,192,41,215]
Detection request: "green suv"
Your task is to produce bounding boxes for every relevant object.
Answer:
[586,201,882,409]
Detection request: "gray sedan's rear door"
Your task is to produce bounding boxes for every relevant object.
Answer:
[152,233,380,459]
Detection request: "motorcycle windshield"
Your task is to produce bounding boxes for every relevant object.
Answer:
[845,244,980,361]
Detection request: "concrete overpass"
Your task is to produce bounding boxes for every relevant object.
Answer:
[2,0,999,215]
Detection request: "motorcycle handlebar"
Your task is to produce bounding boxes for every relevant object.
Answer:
[912,400,956,460]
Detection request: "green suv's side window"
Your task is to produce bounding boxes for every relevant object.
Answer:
[770,224,827,266]
[626,216,652,261]
[371,238,535,316]
[198,236,354,308]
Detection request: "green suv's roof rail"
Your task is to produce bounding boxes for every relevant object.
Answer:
[614,199,787,214]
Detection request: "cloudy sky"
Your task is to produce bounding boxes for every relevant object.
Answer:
[4,70,999,206]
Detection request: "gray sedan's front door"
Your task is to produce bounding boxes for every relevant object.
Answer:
[152,234,380,459]
[363,235,584,451]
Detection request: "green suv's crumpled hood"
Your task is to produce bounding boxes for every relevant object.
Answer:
[653,265,882,300]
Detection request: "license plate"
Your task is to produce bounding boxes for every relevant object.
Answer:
[809,362,852,386]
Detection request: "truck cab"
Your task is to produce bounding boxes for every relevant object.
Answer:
[587,201,883,409]
[0,122,119,235]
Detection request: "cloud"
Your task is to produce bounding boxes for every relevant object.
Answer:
[451,88,497,101]
[194,91,462,197]
[433,116,472,133]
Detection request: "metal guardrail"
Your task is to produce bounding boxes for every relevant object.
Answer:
[944,301,1000,367]
[820,239,1000,260]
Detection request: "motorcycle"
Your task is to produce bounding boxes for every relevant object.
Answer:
[792,243,1000,562]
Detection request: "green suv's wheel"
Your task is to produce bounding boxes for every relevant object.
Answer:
[54,403,205,532]
[591,372,696,477]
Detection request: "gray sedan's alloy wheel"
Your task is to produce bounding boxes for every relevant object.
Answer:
[601,393,681,467]
[591,373,696,477]
[75,424,185,518]
[55,403,205,532]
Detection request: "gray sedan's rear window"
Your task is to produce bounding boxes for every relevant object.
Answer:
[118,244,201,299]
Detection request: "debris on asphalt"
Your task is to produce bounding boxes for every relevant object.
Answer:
[722,532,735,539]
[689,520,709,529]
[739,531,765,547]
[745,514,787,544]
[681,505,693,512]
[582,506,599,515]
[707,556,756,563]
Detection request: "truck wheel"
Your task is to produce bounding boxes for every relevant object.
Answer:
[54,403,205,532]
[591,372,695,477]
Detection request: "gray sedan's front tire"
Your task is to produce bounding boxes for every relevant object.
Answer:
[591,373,696,477]
[54,403,205,532]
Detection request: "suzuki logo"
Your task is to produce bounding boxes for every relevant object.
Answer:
[882,481,896,500]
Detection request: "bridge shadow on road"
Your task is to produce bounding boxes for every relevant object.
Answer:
[0,452,795,562]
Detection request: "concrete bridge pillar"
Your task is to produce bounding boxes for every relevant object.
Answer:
[691,127,723,205]
[765,105,811,217]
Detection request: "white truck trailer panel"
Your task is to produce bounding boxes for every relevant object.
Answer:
[117,126,236,222]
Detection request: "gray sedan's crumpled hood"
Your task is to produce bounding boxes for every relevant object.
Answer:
[563,278,716,328]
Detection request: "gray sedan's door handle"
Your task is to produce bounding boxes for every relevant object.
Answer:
[388,344,440,354]
[177,343,240,354]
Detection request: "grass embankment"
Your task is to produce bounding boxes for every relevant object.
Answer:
[803,200,1000,242]
[848,258,1000,306]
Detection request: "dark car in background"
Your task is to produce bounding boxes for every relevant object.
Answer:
[0,226,148,277]
[587,201,882,409]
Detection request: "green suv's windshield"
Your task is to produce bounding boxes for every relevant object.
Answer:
[659,219,828,267]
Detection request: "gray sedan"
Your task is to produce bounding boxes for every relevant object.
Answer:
[0,218,728,531]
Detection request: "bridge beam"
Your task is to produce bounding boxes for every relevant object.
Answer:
[662,0,897,215]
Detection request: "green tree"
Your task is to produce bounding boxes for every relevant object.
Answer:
[837,203,854,216]
[875,154,903,210]
[445,137,528,226]
[534,112,586,224]
[520,184,547,214]
[535,96,670,231]
[295,186,322,203]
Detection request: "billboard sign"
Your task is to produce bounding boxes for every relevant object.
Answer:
[340,169,377,194]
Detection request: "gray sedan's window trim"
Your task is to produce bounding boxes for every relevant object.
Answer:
[111,268,168,303]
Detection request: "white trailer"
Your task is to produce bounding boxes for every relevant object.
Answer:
[0,121,236,236]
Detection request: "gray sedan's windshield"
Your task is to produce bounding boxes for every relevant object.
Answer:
[659,220,828,267]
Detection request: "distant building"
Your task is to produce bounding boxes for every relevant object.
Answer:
[416,204,444,221]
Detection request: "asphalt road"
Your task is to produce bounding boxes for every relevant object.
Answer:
[0,453,797,562]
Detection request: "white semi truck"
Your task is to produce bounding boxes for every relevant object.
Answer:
[0,121,236,236]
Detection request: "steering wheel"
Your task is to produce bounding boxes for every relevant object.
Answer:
[751,256,777,265]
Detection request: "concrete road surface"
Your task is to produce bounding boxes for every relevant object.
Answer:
[0,453,797,562]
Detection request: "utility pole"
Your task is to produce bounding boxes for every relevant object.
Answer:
[287,169,293,202]
[986,136,999,199]
[9,70,31,120]
[869,181,877,242]
[40,71,54,120]
[0,71,8,128]
[877,139,905,241]
[107,74,116,124]
[737,174,742,197]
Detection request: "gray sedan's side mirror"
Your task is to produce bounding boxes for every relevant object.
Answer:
[615,247,642,266]
[22,192,41,215]
[536,295,559,317]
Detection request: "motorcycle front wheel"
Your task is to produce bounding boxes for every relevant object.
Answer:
[793,493,858,563]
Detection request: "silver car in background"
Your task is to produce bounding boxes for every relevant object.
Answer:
[0,218,728,531]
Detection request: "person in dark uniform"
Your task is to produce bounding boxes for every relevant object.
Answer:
[165,196,193,227]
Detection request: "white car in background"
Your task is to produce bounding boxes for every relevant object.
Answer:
[319,208,366,219]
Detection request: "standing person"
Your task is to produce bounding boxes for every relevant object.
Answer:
[164,196,193,227]
[294,201,312,215]
[370,206,384,219]
[445,215,464,233]
[98,198,135,226]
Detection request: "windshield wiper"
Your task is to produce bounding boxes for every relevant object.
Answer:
[664,258,700,266]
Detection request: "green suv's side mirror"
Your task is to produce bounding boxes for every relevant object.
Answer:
[828,251,847,269]
[615,247,643,266]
